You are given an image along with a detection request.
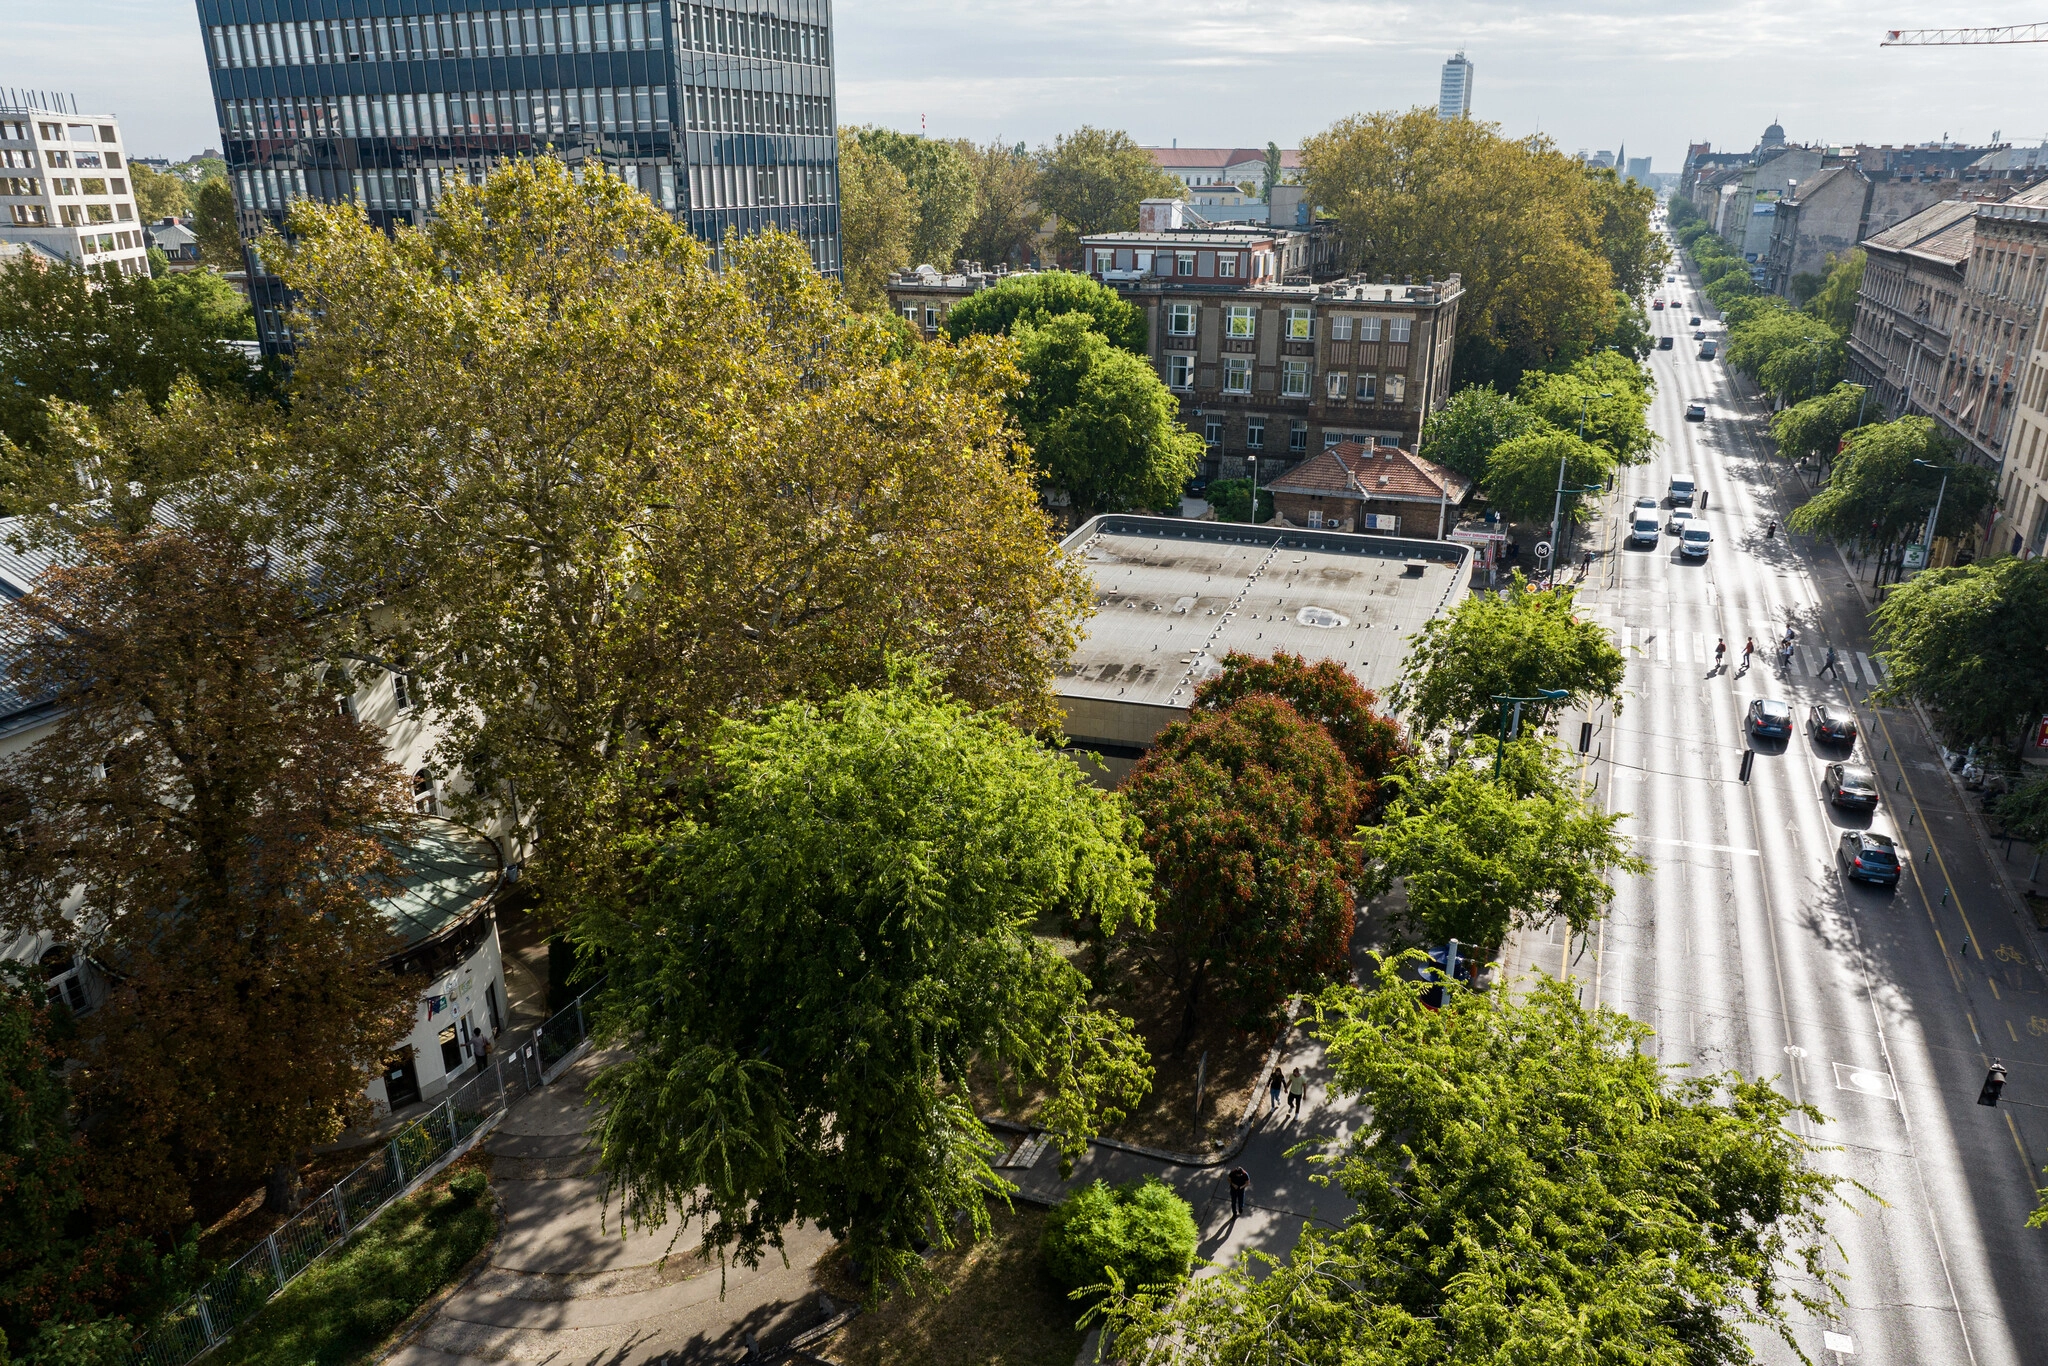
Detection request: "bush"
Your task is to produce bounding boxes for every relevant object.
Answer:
[1206,478,1272,524]
[1040,1178,1198,1297]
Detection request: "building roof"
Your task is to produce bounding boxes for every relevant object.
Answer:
[1783,164,1853,205]
[1080,229,1283,249]
[1268,443,1473,507]
[374,819,503,948]
[1149,147,1302,171]
[1864,197,1979,257]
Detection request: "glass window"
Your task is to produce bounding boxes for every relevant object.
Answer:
[1358,317,1382,342]
[1387,375,1407,403]
[1095,249,1115,274]
[1390,318,1413,343]
[1168,302,1196,336]
[629,1,648,48]
[1203,419,1223,447]
[1247,419,1265,450]
[1327,371,1348,400]
[1224,356,1252,394]
[1168,354,1193,389]
[1289,421,1308,452]
[1218,253,1238,279]
[1176,253,1195,277]
[1285,308,1314,341]
[576,6,593,52]
[1225,305,1255,338]
[1332,316,1352,341]
[1282,359,1311,397]
[1359,373,1376,401]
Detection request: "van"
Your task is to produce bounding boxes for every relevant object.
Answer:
[1668,477,1695,506]
[1631,513,1661,546]
[1681,523,1713,558]
[1699,340,1719,360]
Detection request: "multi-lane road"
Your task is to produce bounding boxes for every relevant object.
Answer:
[1507,244,2048,1364]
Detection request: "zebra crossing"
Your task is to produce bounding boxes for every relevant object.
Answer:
[1583,619,1887,685]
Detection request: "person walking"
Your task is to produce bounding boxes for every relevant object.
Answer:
[1714,637,1726,673]
[1286,1068,1308,1119]
[1741,636,1755,672]
[1228,1166,1250,1218]
[474,1030,493,1073]
[1821,646,1841,679]
[1267,1066,1285,1115]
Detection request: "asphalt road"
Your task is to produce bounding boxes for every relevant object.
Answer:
[1505,248,2048,1366]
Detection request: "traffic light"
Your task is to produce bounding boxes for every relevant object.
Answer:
[1979,1060,2008,1107]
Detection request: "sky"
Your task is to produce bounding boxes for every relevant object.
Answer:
[11,0,2048,170]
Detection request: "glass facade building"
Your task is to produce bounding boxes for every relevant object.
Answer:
[194,0,840,346]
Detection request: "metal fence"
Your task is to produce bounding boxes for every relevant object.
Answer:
[132,977,606,1366]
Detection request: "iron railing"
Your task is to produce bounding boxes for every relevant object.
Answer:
[131,975,606,1366]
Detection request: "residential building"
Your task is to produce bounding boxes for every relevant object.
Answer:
[1625,156,1651,182]
[1266,441,1472,538]
[885,261,1024,335]
[145,216,201,262]
[0,103,150,276]
[1147,146,1299,207]
[1847,197,1977,421]
[1438,53,1473,120]
[193,0,842,347]
[1950,189,2048,557]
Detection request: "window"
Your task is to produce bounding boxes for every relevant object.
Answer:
[80,178,106,195]
[45,151,67,169]
[1289,421,1308,452]
[1387,374,1407,404]
[1218,253,1238,279]
[1225,305,1255,339]
[1168,354,1193,389]
[413,768,438,815]
[52,177,76,195]
[1175,253,1195,277]
[1358,373,1376,401]
[1332,316,1353,341]
[1094,249,1114,273]
[901,305,917,322]
[86,205,112,223]
[1389,318,1413,343]
[1247,418,1265,450]
[1285,308,1314,340]
[923,306,937,328]
[1358,317,1382,342]
[1282,359,1311,397]
[1203,419,1222,447]
[1327,371,1348,400]
[1167,302,1196,336]
[1224,356,1252,393]
[391,671,414,710]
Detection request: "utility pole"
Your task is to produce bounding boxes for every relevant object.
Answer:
[1491,689,1570,777]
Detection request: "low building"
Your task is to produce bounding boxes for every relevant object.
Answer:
[1053,514,1472,777]
[146,216,200,262]
[1265,441,1472,538]
[1147,146,1300,207]
[0,102,149,276]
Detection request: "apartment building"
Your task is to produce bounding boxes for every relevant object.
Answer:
[0,104,150,276]
[1847,199,1977,425]
[193,0,842,347]
[1438,53,1474,120]
[1959,191,2048,558]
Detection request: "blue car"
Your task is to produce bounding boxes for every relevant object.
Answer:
[1839,831,1901,887]
[1746,698,1793,739]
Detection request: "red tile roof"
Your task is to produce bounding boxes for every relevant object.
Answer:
[1267,443,1473,506]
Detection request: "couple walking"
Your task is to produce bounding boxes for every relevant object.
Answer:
[1266,1066,1308,1120]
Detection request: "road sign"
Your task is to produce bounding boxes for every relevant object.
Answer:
[1902,543,1927,572]
[1534,540,1552,559]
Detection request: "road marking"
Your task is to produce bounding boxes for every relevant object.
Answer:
[2009,1019,2019,1042]
[1831,1062,1898,1099]
[1628,833,1762,857]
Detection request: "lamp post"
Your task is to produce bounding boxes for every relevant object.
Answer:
[1492,689,1571,777]
[1246,453,1260,527]
[1910,456,1951,574]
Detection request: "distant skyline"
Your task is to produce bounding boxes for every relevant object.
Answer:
[9,0,2048,171]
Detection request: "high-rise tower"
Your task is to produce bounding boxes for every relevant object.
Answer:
[1438,52,1473,121]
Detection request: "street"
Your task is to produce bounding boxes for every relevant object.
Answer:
[1506,258,2048,1364]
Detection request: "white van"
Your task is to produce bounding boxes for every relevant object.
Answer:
[1681,523,1713,558]
[1630,512,1661,546]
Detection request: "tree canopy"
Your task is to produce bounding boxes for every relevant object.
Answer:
[1770,382,1873,464]
[835,128,917,309]
[1421,384,1538,484]
[1787,417,1992,558]
[855,127,979,270]
[943,269,1146,354]
[1189,651,1408,812]
[956,138,1042,269]
[584,681,1154,1300]
[1034,127,1182,258]
[129,163,191,220]
[1393,574,1626,736]
[193,178,242,268]
[1481,428,1614,525]
[1725,307,1845,404]
[1806,249,1865,335]
[1873,555,2048,748]
[1100,959,1849,1365]
[1516,363,1656,465]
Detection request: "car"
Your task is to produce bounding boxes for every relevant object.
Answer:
[1186,475,1211,496]
[1668,508,1696,534]
[1666,273,1677,281]
[1652,298,1666,310]
[1823,763,1881,810]
[1684,401,1707,421]
[1688,315,1701,326]
[1746,698,1794,738]
[1634,495,1659,511]
[1699,341,1719,361]
[1657,335,1675,350]
[1808,704,1859,746]
[1680,523,1713,558]
[1839,830,1902,886]
[1630,512,1661,545]
[1692,329,1706,340]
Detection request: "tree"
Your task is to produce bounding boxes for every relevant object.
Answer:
[1041,1179,1196,1297]
[1188,651,1409,813]
[1725,308,1844,403]
[1034,127,1180,259]
[955,138,1041,269]
[1261,142,1284,200]
[1806,249,1865,334]
[0,256,254,458]
[1480,428,1614,525]
[1667,194,1703,228]
[1516,365,1655,464]
[1358,741,1646,948]
[943,269,1145,354]
[854,127,978,269]
[1585,165,1669,301]
[1595,289,1655,360]
[1100,958,1849,1365]
[1124,696,1360,1045]
[270,157,1091,920]
[1299,109,1622,388]
[1203,477,1270,524]
[1872,556,2048,748]
[0,528,417,1236]
[1788,417,1993,569]
[128,164,190,221]
[1421,385,1538,484]
[835,129,917,309]
[584,681,1154,1301]
[1393,573,1625,736]
[1770,382,1872,465]
[1011,313,1202,518]
[192,178,242,268]
[154,269,256,340]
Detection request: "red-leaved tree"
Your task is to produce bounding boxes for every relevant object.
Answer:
[1189,651,1409,817]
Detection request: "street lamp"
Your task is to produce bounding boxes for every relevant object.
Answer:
[1245,452,1260,527]
[1909,457,1952,574]
[1492,689,1571,778]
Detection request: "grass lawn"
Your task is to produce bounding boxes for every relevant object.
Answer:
[206,1157,494,1366]
[819,1203,1086,1366]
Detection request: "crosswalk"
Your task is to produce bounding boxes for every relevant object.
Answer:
[1586,620,1888,685]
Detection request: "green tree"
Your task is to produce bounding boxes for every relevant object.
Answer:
[1421,384,1538,483]
[1012,313,1202,518]
[835,128,917,309]
[1667,194,1702,228]
[1726,308,1844,403]
[1805,248,1865,334]
[1100,958,1849,1365]
[1203,477,1271,524]
[1124,695,1360,1044]
[1034,127,1180,259]
[1358,740,1646,948]
[855,127,978,269]
[1261,141,1284,200]
[1516,366,1655,464]
[1041,1178,1197,1298]
[943,269,1145,354]
[585,681,1155,1301]
[1788,417,1992,566]
[1393,572,1625,736]
[192,178,242,268]
[956,138,1041,268]
[1480,428,1614,525]
[1585,165,1669,301]
[1872,556,2048,747]
[1770,382,1872,465]
[129,164,190,221]
[1188,650,1409,811]
[154,268,256,340]
[1595,290,1655,359]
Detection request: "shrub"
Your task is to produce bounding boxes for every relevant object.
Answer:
[1040,1178,1198,1297]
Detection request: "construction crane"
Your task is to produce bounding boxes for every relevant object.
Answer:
[1883,23,2048,43]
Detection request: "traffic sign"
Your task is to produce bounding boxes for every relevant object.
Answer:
[1534,540,1552,559]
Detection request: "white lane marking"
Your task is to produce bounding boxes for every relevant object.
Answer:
[1628,834,1762,857]
[1858,651,1886,683]
[1831,1062,1899,1100]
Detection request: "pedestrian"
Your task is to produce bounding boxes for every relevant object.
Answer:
[1286,1068,1308,1119]
[1821,646,1840,678]
[473,1029,493,1073]
[1741,636,1755,670]
[1267,1066,1285,1114]
[1228,1165,1250,1218]
[1714,637,1726,672]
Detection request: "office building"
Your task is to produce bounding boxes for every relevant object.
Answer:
[0,101,150,276]
[193,1,842,346]
[1438,53,1473,121]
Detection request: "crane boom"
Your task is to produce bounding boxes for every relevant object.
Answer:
[1883,22,2048,44]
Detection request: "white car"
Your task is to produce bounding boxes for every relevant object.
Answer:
[1668,508,1696,534]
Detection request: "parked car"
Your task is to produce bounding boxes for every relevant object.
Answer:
[1808,704,1858,746]
[1746,698,1794,739]
[1839,830,1901,886]
[1823,763,1881,810]
[1684,401,1707,421]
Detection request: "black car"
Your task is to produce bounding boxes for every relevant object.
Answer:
[1657,335,1675,350]
[1186,476,1211,497]
[1807,704,1858,746]
[1823,763,1880,810]
[1688,315,1701,326]
[1746,698,1793,738]
[1839,830,1901,886]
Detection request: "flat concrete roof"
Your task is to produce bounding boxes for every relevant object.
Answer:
[1054,515,1470,750]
